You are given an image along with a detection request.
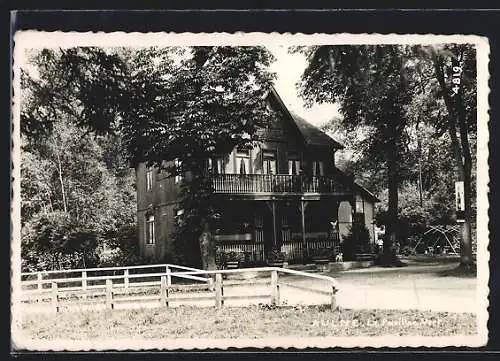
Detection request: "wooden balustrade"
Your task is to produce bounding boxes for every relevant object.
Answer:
[212,174,348,194]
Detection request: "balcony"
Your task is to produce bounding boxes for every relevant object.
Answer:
[211,174,350,195]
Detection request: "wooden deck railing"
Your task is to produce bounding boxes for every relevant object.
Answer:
[212,174,349,194]
[19,265,339,313]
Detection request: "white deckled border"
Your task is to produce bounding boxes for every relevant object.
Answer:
[13,335,485,351]
[11,31,490,350]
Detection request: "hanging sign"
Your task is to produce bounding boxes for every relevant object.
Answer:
[455,181,465,221]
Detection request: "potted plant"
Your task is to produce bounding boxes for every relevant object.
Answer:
[266,247,285,267]
[215,249,226,270]
[226,251,243,270]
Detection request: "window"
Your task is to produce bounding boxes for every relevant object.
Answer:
[146,167,153,191]
[288,152,301,175]
[355,196,365,214]
[312,160,324,177]
[209,156,226,175]
[174,159,183,184]
[262,150,277,175]
[353,196,365,227]
[145,215,155,245]
[236,149,251,175]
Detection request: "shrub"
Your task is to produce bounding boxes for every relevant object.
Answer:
[341,223,371,261]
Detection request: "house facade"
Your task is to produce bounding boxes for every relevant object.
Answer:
[136,87,379,265]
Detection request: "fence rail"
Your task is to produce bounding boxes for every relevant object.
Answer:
[19,265,339,313]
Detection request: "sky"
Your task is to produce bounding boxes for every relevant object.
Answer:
[268,45,340,128]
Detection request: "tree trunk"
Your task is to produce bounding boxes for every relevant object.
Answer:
[461,163,474,265]
[54,139,68,213]
[431,49,474,267]
[199,217,217,271]
[416,122,424,207]
[456,88,474,266]
[380,154,400,265]
[82,249,87,268]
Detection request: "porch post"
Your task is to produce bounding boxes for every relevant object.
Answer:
[272,201,277,248]
[301,200,307,260]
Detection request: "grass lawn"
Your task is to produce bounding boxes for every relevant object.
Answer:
[19,305,477,340]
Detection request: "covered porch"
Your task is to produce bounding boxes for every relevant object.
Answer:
[212,198,347,267]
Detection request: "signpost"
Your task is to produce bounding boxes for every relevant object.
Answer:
[455,181,465,222]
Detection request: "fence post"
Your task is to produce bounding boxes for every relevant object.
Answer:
[270,270,280,306]
[215,273,223,309]
[106,279,113,310]
[51,282,58,313]
[82,271,87,300]
[37,273,43,303]
[160,276,168,307]
[331,281,338,310]
[124,269,129,293]
[166,266,172,287]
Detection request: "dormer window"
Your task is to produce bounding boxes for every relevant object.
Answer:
[312,161,324,177]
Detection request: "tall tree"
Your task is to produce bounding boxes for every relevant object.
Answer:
[418,44,477,268]
[295,45,412,266]
[21,117,136,271]
[21,46,275,269]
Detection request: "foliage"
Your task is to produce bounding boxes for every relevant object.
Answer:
[296,44,477,266]
[341,222,371,261]
[267,247,285,263]
[20,115,137,271]
[22,46,276,269]
[294,45,415,263]
[215,249,227,270]
[414,44,477,265]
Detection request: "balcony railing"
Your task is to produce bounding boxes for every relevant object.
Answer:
[211,174,350,194]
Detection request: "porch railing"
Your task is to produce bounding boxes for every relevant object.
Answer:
[212,174,349,194]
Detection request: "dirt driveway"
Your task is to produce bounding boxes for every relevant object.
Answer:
[323,260,478,313]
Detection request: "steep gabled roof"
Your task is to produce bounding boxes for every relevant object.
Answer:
[354,183,380,203]
[331,167,380,203]
[269,86,344,150]
[288,110,344,150]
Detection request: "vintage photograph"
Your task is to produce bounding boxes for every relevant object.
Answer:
[11,32,489,350]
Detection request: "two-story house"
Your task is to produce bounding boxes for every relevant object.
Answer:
[136,87,379,265]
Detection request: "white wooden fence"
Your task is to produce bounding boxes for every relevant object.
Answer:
[19,264,339,313]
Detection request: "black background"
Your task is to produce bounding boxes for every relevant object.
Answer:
[6,3,500,359]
